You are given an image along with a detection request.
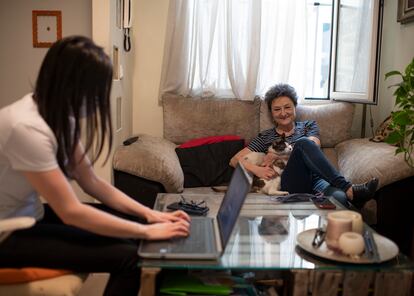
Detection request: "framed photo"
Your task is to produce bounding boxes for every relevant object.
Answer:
[398,0,414,24]
[32,10,62,48]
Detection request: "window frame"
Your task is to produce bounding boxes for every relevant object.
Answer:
[329,0,383,104]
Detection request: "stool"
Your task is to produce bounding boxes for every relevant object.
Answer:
[0,271,87,296]
[0,217,87,296]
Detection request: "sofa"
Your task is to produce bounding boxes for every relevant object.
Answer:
[113,94,414,257]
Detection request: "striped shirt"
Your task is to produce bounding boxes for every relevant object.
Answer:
[248,120,320,153]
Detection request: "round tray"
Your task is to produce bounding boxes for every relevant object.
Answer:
[296,228,399,264]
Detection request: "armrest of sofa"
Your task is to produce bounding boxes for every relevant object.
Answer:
[335,138,414,189]
[113,134,184,193]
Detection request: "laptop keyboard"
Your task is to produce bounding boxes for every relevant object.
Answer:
[169,217,216,253]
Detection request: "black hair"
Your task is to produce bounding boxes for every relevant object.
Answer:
[33,36,113,176]
[265,83,298,111]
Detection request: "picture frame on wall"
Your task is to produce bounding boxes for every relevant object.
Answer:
[398,0,414,24]
[32,10,62,48]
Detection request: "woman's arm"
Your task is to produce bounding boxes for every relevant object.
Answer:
[304,120,321,147]
[70,143,190,224]
[23,169,189,239]
[229,147,251,168]
[230,147,276,180]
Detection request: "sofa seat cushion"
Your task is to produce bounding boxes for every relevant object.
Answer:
[260,101,354,148]
[176,140,244,187]
[336,138,414,189]
[113,134,184,192]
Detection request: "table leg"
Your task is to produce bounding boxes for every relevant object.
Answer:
[290,270,310,296]
[342,271,374,296]
[311,270,342,296]
[138,267,161,296]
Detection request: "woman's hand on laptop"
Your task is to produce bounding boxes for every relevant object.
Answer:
[143,219,190,240]
[146,209,191,224]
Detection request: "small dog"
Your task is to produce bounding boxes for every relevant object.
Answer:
[244,135,292,196]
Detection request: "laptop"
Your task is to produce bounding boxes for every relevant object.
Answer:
[138,163,252,260]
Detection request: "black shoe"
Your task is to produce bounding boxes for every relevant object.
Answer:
[351,178,379,208]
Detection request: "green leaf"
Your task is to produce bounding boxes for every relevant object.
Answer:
[385,131,402,144]
[387,82,402,89]
[393,112,411,125]
[385,57,414,168]
[396,147,405,154]
[395,87,408,98]
[385,70,402,79]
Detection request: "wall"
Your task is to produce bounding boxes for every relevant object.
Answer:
[0,0,93,201]
[92,0,134,185]
[0,0,134,201]
[364,0,414,135]
[0,0,92,108]
[132,0,169,136]
[131,0,414,138]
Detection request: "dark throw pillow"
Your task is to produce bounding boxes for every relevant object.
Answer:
[175,140,245,188]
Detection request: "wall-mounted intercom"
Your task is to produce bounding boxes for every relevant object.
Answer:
[123,0,131,28]
[123,0,132,52]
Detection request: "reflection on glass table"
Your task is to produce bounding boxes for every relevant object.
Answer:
[139,193,412,271]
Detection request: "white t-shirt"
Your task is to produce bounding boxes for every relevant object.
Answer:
[0,93,59,220]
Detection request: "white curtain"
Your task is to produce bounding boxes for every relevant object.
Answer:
[159,0,308,101]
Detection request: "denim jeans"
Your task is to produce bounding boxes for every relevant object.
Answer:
[281,137,351,206]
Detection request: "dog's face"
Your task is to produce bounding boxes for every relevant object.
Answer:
[268,136,293,155]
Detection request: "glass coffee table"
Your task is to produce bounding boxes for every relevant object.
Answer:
[138,193,413,296]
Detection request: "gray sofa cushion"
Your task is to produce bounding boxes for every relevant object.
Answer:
[260,101,354,148]
[336,138,414,189]
[163,94,261,144]
[113,134,184,192]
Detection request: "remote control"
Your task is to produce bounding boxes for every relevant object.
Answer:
[123,136,139,146]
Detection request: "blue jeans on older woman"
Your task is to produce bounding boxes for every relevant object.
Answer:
[280,137,351,207]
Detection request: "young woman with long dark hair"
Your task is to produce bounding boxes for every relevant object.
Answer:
[0,36,190,296]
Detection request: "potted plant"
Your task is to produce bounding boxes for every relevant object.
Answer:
[385,57,414,168]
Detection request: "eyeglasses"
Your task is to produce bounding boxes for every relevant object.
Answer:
[312,228,326,248]
[178,195,209,215]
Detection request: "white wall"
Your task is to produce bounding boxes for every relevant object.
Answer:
[131,0,414,138]
[0,0,93,201]
[92,0,134,185]
[363,0,414,135]
[132,0,169,136]
[0,0,92,108]
[0,0,134,200]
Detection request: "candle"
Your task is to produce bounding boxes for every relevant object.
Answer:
[326,211,353,250]
[339,232,365,255]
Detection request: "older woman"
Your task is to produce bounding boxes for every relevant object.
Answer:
[230,83,378,208]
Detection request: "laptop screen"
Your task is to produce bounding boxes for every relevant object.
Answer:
[217,163,252,249]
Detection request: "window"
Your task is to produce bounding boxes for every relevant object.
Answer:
[306,0,383,102]
[305,0,333,99]
[160,0,383,103]
[330,0,383,104]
